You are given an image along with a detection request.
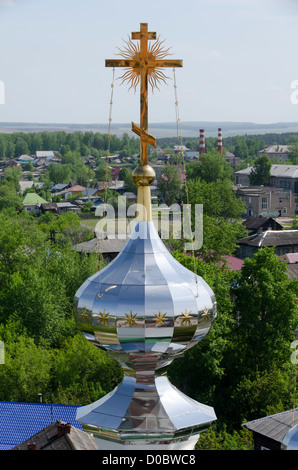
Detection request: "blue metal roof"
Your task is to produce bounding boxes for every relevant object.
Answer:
[0,401,82,450]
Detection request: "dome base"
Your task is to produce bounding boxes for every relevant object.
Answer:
[76,375,216,449]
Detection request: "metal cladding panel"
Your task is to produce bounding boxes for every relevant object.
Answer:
[282,424,298,450]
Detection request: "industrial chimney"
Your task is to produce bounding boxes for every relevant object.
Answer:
[199,129,205,154]
[217,128,223,155]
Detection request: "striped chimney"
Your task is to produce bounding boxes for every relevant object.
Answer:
[199,129,205,154]
[217,128,223,155]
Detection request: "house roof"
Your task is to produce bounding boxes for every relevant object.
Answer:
[82,188,100,197]
[74,236,128,254]
[259,145,289,155]
[243,216,283,231]
[243,408,298,446]
[51,183,69,191]
[221,255,244,271]
[18,154,34,161]
[235,164,298,179]
[279,252,298,264]
[0,401,83,450]
[96,181,125,190]
[36,151,54,158]
[238,230,298,247]
[11,419,98,451]
[23,193,48,206]
[65,185,86,193]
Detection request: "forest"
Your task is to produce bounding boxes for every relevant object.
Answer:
[0,129,298,449]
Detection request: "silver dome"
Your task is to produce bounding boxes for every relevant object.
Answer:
[281,424,298,450]
[74,220,217,374]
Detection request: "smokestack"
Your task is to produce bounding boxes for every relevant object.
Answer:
[218,128,223,155]
[199,129,205,154]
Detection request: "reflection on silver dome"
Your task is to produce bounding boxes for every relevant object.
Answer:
[281,424,298,450]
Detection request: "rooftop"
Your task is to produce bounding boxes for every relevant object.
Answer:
[11,419,98,451]
[243,408,298,447]
[0,401,83,450]
[23,193,48,206]
[238,230,298,247]
[235,164,298,179]
[259,144,289,154]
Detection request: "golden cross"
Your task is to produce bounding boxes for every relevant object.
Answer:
[105,23,183,166]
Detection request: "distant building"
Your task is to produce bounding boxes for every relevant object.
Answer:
[237,230,298,259]
[258,144,290,162]
[234,164,298,194]
[243,216,283,235]
[172,145,190,153]
[225,151,241,170]
[18,154,34,163]
[22,193,48,215]
[62,185,86,200]
[236,186,295,218]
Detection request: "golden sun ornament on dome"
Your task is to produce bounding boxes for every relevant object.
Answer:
[99,309,110,326]
[124,311,137,327]
[154,311,167,327]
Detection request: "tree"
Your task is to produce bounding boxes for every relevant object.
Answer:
[157,164,181,205]
[186,179,246,219]
[230,247,298,374]
[187,150,233,183]
[249,155,271,186]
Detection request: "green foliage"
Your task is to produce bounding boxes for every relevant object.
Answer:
[186,150,233,183]
[231,247,298,373]
[186,178,246,219]
[195,424,253,450]
[50,334,122,405]
[157,164,181,205]
[249,155,272,186]
[0,321,122,404]
[0,213,96,344]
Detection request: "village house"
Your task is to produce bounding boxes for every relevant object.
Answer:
[234,164,298,194]
[258,144,290,162]
[242,216,283,235]
[236,230,298,259]
[236,186,295,218]
[22,193,48,215]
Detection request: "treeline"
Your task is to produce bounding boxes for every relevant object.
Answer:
[157,132,298,160]
[0,130,141,160]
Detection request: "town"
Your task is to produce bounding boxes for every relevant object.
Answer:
[1,126,298,450]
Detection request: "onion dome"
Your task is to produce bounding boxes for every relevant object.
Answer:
[74,219,217,374]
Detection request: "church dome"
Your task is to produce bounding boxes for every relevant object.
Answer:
[74,219,217,374]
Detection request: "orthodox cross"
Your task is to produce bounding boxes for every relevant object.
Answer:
[105,23,183,166]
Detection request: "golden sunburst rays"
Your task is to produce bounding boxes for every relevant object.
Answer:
[116,35,173,92]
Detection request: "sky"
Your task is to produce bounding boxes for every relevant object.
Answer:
[0,0,298,126]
